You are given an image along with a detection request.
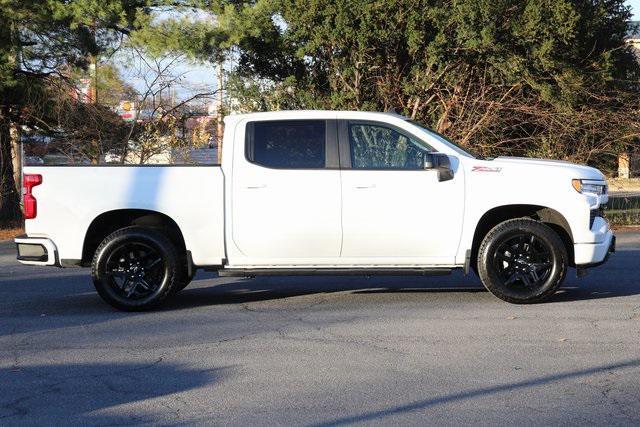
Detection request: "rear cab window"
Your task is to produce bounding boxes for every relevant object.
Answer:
[245,120,327,169]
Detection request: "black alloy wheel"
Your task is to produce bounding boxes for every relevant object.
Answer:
[492,233,553,290]
[91,227,181,311]
[477,218,568,304]
[104,241,166,300]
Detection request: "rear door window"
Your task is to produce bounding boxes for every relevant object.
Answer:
[246,120,326,169]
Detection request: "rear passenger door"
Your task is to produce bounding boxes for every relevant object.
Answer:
[231,119,342,264]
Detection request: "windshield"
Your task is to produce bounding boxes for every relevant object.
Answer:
[406,120,480,159]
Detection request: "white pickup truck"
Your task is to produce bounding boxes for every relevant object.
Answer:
[15,110,615,310]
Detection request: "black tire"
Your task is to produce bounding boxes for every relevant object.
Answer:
[477,218,567,304]
[173,268,192,293]
[91,226,181,311]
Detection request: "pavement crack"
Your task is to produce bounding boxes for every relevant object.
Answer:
[276,326,407,356]
[0,396,30,420]
[597,371,638,422]
[213,335,249,345]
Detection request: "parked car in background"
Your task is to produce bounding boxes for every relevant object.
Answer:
[24,156,45,165]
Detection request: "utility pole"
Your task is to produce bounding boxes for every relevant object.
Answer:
[91,22,98,106]
[91,57,98,105]
[216,58,224,163]
[10,123,21,196]
[89,56,100,164]
[10,26,23,199]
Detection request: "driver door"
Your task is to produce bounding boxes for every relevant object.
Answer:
[339,120,464,265]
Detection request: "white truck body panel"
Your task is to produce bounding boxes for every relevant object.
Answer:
[228,114,343,264]
[339,165,464,264]
[22,166,225,266]
[18,110,613,272]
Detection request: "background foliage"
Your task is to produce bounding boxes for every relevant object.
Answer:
[1,0,639,226]
[224,0,640,167]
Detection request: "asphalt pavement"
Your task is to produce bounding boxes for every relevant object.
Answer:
[1,233,639,426]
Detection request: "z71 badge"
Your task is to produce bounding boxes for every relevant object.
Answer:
[472,166,502,172]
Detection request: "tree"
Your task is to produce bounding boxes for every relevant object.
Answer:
[19,77,131,164]
[129,1,277,160]
[222,0,640,170]
[91,63,138,108]
[0,0,158,225]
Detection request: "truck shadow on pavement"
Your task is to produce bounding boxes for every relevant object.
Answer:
[0,362,229,424]
[0,250,638,315]
[167,250,640,309]
[168,274,487,310]
[168,248,640,309]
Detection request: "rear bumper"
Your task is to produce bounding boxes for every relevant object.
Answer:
[14,235,59,266]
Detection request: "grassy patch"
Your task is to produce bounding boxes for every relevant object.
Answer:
[605,212,640,226]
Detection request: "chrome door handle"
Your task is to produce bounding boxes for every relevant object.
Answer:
[245,184,267,189]
[354,184,376,189]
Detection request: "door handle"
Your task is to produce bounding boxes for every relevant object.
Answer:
[245,184,267,189]
[354,184,376,189]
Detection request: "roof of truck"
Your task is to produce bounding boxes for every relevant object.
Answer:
[224,110,410,123]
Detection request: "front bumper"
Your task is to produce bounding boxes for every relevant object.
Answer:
[14,235,59,266]
[574,224,615,267]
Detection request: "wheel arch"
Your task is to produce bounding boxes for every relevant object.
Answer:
[470,204,574,269]
[82,209,186,266]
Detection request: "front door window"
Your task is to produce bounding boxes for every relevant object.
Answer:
[348,123,430,169]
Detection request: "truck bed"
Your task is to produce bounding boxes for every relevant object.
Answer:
[22,165,226,267]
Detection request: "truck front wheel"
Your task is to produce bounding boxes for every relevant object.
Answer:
[91,226,181,311]
[477,219,568,304]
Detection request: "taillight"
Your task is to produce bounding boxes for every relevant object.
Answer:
[23,174,42,219]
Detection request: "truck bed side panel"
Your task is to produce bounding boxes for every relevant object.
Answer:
[23,166,225,266]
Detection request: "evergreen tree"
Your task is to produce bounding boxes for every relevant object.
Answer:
[222,0,640,167]
[0,0,154,224]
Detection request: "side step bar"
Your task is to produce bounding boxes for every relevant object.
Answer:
[218,268,453,278]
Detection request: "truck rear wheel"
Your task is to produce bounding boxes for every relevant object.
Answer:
[477,218,567,304]
[91,226,181,311]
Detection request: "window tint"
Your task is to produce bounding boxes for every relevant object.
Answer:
[246,120,326,168]
[349,123,429,169]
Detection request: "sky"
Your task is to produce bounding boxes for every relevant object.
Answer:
[629,0,640,18]
[117,53,217,100]
[114,8,218,103]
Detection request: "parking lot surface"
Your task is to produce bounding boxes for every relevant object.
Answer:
[1,233,639,425]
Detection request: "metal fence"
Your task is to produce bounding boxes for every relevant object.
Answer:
[605,194,640,225]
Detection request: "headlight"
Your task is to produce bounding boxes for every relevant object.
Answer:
[572,179,607,195]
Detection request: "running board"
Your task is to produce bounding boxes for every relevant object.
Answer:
[218,268,453,277]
